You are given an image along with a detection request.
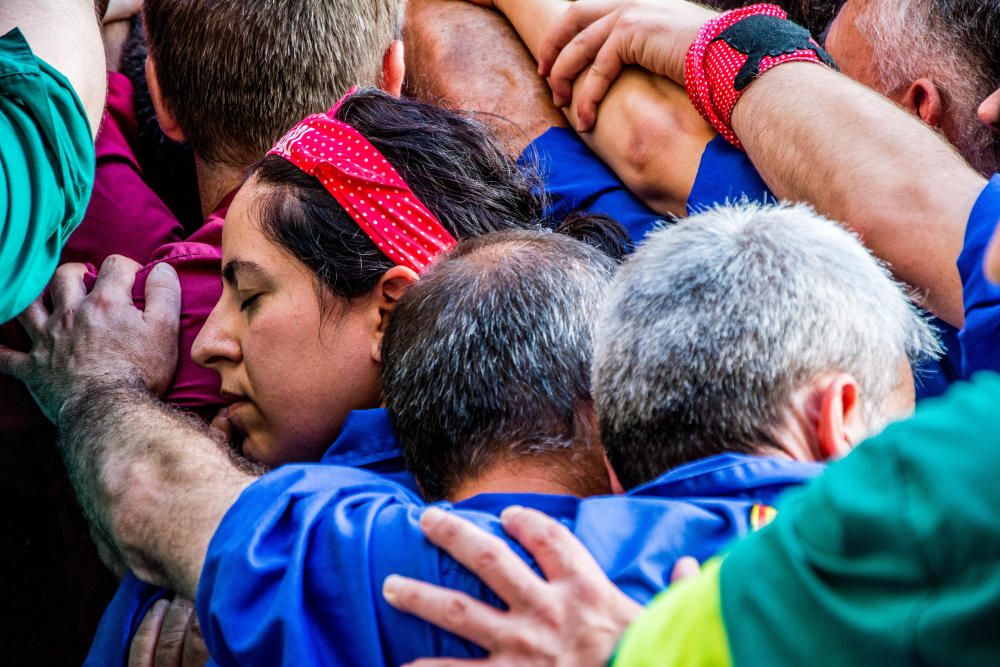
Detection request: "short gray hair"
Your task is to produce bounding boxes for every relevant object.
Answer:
[383,229,618,501]
[854,0,1000,174]
[593,202,940,489]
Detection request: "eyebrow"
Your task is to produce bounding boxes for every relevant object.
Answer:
[222,259,269,286]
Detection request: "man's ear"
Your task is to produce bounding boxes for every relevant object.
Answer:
[380,40,406,97]
[816,374,861,461]
[369,265,419,363]
[899,78,943,128]
[146,57,186,142]
[603,453,626,495]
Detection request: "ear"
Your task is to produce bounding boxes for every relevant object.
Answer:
[603,453,625,495]
[146,57,186,143]
[816,374,861,461]
[899,78,943,128]
[369,265,419,363]
[379,40,406,97]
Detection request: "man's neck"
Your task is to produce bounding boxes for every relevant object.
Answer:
[195,156,244,219]
[449,462,587,503]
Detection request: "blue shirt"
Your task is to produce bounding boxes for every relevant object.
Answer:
[522,128,772,243]
[85,408,414,667]
[957,174,1000,377]
[196,453,821,666]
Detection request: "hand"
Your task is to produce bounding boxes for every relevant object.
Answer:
[538,0,717,131]
[104,0,144,24]
[987,223,1000,283]
[0,256,181,423]
[128,597,209,667]
[383,505,642,667]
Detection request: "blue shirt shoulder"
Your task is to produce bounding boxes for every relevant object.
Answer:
[520,128,774,245]
[957,174,1000,377]
[196,453,818,666]
[86,408,412,667]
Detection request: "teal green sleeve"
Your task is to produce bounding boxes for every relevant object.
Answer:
[0,28,95,323]
[720,373,1000,666]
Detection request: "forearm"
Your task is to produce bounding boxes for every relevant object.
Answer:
[733,64,985,326]
[1,0,107,137]
[58,377,254,599]
[497,0,711,216]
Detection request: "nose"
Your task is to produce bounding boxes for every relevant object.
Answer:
[978,88,1000,132]
[192,300,243,369]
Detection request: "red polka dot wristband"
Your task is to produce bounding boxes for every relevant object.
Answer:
[684,4,837,150]
[268,102,457,273]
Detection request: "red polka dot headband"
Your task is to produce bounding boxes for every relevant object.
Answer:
[267,103,457,273]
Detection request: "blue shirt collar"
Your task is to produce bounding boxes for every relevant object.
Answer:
[630,453,824,499]
[319,408,403,468]
[450,492,580,517]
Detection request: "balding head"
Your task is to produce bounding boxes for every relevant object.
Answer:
[383,228,620,501]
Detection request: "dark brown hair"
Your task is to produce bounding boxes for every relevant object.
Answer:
[143,0,403,167]
[249,89,629,310]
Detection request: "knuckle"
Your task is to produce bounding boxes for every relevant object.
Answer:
[400,585,424,610]
[473,542,501,570]
[442,596,469,629]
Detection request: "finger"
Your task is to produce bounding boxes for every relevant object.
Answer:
[142,262,182,329]
[128,599,169,667]
[538,0,623,76]
[49,263,90,311]
[92,255,142,304]
[15,298,49,339]
[154,598,194,667]
[547,11,620,109]
[500,506,604,582]
[209,410,234,443]
[181,614,209,666]
[574,29,628,131]
[0,346,30,379]
[670,556,701,583]
[418,507,546,608]
[383,574,506,651]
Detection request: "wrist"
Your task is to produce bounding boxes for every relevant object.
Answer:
[57,370,149,428]
[684,4,836,149]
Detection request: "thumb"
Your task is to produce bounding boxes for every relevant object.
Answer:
[143,262,182,332]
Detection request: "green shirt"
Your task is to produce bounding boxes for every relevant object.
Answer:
[613,373,1000,666]
[0,28,94,323]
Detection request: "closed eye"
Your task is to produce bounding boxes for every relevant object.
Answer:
[239,293,262,312]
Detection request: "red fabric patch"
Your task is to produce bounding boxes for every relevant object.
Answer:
[268,97,457,273]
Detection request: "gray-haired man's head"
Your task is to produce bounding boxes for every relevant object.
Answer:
[382,229,618,502]
[594,203,940,490]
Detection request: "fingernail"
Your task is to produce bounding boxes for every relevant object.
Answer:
[152,599,169,615]
[152,262,175,277]
[500,505,525,523]
[420,506,446,528]
[383,575,402,602]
